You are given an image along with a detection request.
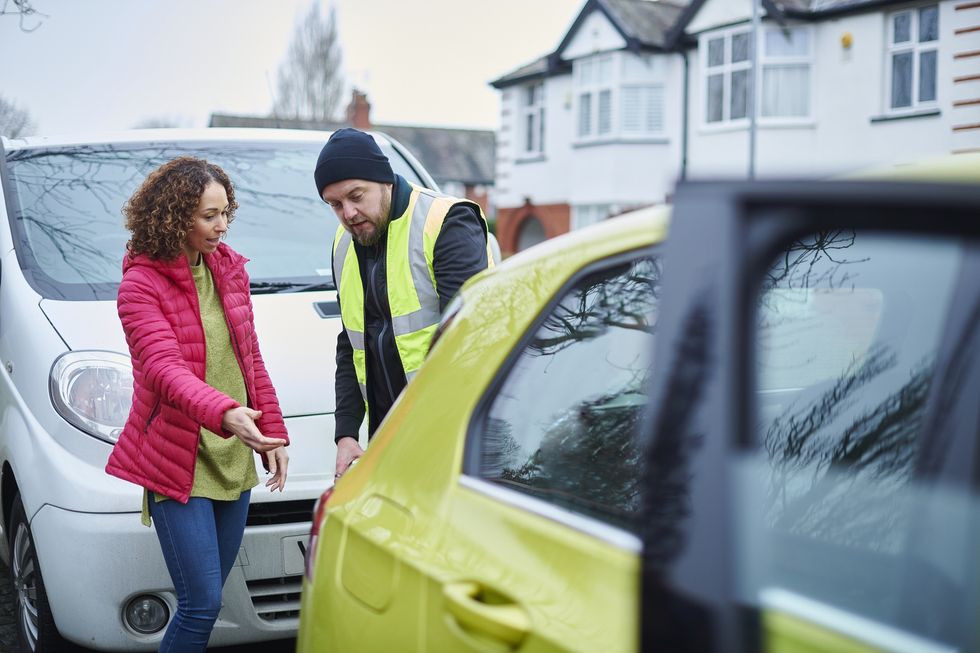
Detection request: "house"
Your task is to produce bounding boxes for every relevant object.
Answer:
[675,0,980,178]
[491,0,689,256]
[209,90,495,215]
[491,0,979,254]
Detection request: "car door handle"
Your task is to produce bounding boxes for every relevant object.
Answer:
[443,581,530,647]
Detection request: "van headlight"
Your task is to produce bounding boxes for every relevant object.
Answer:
[49,351,133,443]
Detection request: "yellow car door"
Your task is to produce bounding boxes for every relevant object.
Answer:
[641,179,980,653]
[418,249,663,652]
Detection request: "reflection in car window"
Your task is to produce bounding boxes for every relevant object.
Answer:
[739,232,967,646]
[4,139,423,300]
[477,254,661,533]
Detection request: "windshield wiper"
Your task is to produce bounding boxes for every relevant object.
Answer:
[250,280,334,294]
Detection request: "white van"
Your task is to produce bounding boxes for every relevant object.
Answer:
[0,128,437,651]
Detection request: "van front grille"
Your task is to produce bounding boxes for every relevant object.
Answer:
[246,499,315,526]
[247,576,303,622]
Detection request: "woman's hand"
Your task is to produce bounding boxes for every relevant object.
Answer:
[265,446,288,492]
[222,407,286,453]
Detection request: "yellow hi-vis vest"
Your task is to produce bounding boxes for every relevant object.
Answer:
[332,183,494,405]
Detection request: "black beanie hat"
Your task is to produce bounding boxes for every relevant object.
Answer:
[314,128,395,197]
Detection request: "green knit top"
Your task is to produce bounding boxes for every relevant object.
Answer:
[141,257,259,525]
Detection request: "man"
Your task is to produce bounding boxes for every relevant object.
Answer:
[315,128,494,479]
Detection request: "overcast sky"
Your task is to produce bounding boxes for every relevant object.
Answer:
[1,0,584,136]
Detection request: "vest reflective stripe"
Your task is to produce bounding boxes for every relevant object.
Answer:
[333,183,491,409]
[333,228,368,402]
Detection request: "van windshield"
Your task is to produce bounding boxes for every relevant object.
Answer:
[3,139,426,300]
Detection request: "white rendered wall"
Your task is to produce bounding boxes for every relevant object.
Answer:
[686,3,963,179]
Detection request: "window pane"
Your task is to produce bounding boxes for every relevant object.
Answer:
[646,86,664,133]
[893,12,911,43]
[891,52,913,108]
[731,69,749,120]
[598,89,612,135]
[707,74,724,122]
[742,233,965,645]
[538,107,546,153]
[598,56,613,83]
[919,49,937,102]
[708,37,725,67]
[479,256,662,532]
[918,5,939,42]
[622,53,651,82]
[765,27,808,57]
[732,31,751,63]
[761,65,809,117]
[526,113,536,152]
[621,87,641,132]
[578,93,592,136]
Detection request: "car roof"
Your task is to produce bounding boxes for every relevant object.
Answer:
[847,151,980,184]
[499,204,670,272]
[0,127,389,151]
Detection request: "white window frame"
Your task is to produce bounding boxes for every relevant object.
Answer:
[620,53,665,137]
[885,5,939,114]
[574,52,666,142]
[701,24,813,129]
[759,25,814,124]
[572,203,622,230]
[701,27,753,128]
[574,54,616,142]
[520,82,546,156]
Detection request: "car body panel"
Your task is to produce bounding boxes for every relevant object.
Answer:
[298,209,668,652]
[39,290,343,418]
[640,177,980,653]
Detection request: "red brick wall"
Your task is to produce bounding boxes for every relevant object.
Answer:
[464,185,490,215]
[496,202,571,257]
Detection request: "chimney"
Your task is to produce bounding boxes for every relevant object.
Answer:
[346,89,372,130]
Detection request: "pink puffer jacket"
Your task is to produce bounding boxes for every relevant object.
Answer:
[106,243,289,503]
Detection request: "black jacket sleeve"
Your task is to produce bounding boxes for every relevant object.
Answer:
[333,326,365,443]
[432,203,489,312]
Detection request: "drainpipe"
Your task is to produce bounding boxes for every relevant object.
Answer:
[680,49,690,181]
[748,0,760,179]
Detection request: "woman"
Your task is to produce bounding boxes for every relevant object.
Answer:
[106,156,289,651]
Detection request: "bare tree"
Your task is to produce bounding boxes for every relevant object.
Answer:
[132,116,191,129]
[0,95,36,137]
[273,1,344,121]
[0,0,46,31]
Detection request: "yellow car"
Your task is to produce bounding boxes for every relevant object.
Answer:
[299,157,980,653]
[298,206,667,653]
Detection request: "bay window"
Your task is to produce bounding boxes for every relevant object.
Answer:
[574,52,664,142]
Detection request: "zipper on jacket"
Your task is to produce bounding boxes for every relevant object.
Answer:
[211,269,255,409]
[367,255,397,404]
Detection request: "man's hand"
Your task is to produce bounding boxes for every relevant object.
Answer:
[222,407,287,453]
[265,446,288,492]
[335,436,364,480]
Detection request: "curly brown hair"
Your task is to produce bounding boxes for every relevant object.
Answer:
[124,156,238,260]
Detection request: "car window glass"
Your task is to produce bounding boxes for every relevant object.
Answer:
[736,231,969,647]
[475,254,661,533]
[4,140,423,300]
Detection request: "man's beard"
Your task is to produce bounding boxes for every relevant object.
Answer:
[353,189,392,247]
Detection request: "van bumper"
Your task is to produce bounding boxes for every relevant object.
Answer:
[31,505,307,651]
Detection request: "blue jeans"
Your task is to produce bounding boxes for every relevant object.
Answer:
[149,491,250,652]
